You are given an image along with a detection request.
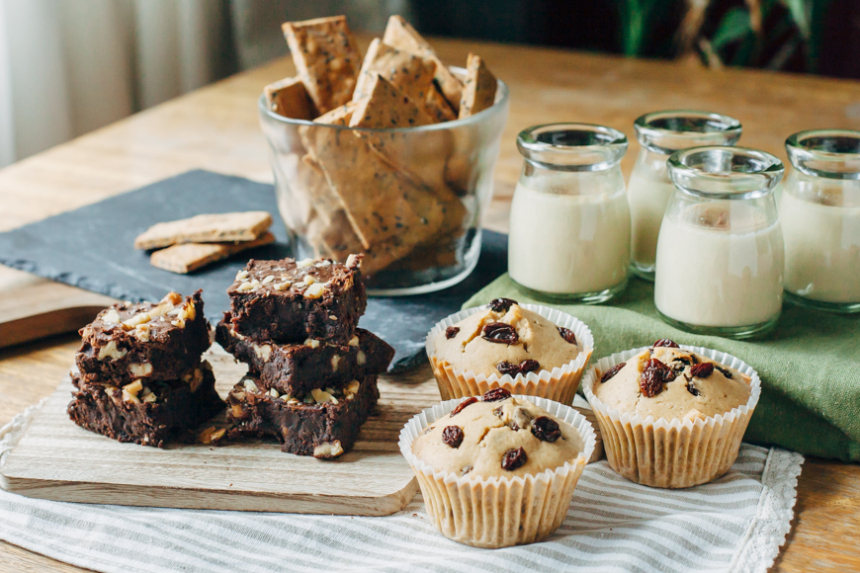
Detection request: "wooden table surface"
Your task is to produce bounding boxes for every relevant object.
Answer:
[1,35,859,572]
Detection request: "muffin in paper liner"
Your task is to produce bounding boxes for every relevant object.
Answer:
[399,395,596,548]
[581,345,761,489]
[425,304,594,405]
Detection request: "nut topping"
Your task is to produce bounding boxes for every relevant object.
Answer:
[304,283,326,299]
[243,378,259,393]
[129,362,153,377]
[442,425,464,448]
[261,275,275,284]
[304,338,321,349]
[296,258,315,268]
[348,335,360,347]
[101,309,121,324]
[97,340,128,361]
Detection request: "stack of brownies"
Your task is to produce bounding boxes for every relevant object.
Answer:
[68,291,224,447]
[216,254,394,459]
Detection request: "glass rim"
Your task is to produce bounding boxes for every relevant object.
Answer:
[516,122,628,172]
[258,66,509,134]
[668,145,784,200]
[785,129,860,180]
[634,110,742,154]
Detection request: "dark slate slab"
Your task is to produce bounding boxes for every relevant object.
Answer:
[0,170,507,372]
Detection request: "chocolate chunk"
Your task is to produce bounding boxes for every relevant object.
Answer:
[600,362,626,383]
[640,358,672,397]
[653,339,680,348]
[481,322,519,345]
[445,326,460,339]
[690,362,714,378]
[442,425,464,448]
[489,298,518,313]
[450,396,478,416]
[501,446,528,471]
[557,327,577,345]
[531,416,561,442]
[481,388,512,402]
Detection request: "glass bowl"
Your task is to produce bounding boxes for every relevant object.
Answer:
[258,69,509,295]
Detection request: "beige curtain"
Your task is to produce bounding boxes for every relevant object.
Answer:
[0,0,411,169]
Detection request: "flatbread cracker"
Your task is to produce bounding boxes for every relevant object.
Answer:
[349,74,434,130]
[424,82,457,122]
[264,77,316,120]
[282,16,362,114]
[134,212,273,250]
[150,233,275,274]
[352,39,436,105]
[458,53,497,119]
[383,15,463,112]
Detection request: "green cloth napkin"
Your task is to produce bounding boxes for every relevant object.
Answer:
[463,274,860,462]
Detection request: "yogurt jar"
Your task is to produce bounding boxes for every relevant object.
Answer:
[781,130,860,313]
[508,123,630,303]
[654,146,785,339]
[628,111,742,281]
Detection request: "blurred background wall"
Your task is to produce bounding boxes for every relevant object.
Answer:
[0,0,856,169]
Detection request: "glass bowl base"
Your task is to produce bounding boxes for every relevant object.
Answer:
[656,310,780,340]
[629,262,655,282]
[784,291,860,314]
[510,278,628,305]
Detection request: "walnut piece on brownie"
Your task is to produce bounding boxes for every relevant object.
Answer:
[75,291,211,386]
[216,319,394,397]
[225,374,380,458]
[226,255,366,344]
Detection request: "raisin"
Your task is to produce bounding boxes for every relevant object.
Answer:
[531,416,561,442]
[445,326,460,339]
[640,358,672,397]
[482,387,512,402]
[715,365,733,379]
[690,362,714,378]
[686,380,701,396]
[653,339,680,348]
[501,447,528,471]
[442,425,464,448]
[519,359,540,374]
[482,322,519,345]
[450,396,478,416]
[489,298,518,313]
[557,327,577,344]
[496,361,519,376]
[492,406,504,418]
[600,362,626,383]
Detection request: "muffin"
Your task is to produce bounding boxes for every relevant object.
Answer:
[582,340,761,488]
[426,298,593,404]
[399,388,596,548]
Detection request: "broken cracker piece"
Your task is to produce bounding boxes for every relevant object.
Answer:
[353,39,437,108]
[458,53,498,119]
[150,233,275,274]
[134,212,273,250]
[264,76,316,120]
[282,16,362,115]
[383,15,463,112]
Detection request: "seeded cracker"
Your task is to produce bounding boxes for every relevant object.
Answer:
[349,74,435,131]
[458,53,497,119]
[383,15,463,112]
[353,39,436,104]
[134,212,273,250]
[264,77,316,120]
[282,16,362,115]
[150,233,276,274]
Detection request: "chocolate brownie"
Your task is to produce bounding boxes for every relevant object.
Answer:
[216,318,393,396]
[68,361,224,448]
[226,256,366,344]
[76,291,211,386]
[225,374,379,458]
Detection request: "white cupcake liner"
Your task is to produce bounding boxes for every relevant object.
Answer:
[581,345,761,489]
[425,304,594,405]
[399,395,596,548]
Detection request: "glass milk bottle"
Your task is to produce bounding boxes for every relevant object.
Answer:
[628,111,742,280]
[508,123,631,303]
[654,146,785,338]
[781,130,860,312]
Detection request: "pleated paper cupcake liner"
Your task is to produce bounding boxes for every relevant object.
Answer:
[581,345,761,489]
[399,395,596,548]
[426,304,594,405]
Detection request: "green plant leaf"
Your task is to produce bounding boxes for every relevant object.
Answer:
[710,7,753,49]
[781,0,810,38]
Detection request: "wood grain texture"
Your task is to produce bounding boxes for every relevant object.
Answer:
[0,34,858,571]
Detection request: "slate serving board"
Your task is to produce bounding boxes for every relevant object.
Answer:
[0,170,507,371]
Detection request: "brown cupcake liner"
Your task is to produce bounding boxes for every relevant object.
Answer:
[425,304,594,405]
[399,395,596,548]
[581,345,761,488]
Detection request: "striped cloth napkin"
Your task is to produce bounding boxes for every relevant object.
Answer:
[0,398,802,573]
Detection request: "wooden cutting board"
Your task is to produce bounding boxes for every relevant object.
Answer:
[0,348,602,516]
